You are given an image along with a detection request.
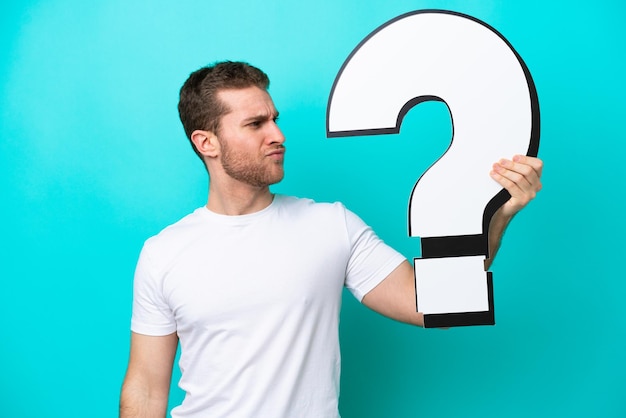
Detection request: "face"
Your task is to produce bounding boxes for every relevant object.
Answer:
[215,87,286,188]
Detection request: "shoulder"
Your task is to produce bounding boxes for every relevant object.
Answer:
[275,194,347,213]
[274,194,353,221]
[274,195,371,237]
[141,208,207,258]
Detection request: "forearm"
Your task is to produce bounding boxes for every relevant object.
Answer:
[485,155,543,270]
[484,207,514,270]
[120,379,170,418]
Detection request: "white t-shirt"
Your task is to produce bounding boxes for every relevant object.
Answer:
[131,195,405,417]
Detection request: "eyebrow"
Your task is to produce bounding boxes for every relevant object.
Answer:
[242,111,280,124]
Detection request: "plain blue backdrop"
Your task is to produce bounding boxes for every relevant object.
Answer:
[1,1,625,417]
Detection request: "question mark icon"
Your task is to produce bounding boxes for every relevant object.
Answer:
[327,10,540,327]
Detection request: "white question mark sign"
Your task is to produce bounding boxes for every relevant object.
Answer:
[327,10,540,327]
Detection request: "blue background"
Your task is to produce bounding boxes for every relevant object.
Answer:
[1,1,624,417]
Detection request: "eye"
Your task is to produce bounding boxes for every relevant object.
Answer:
[248,121,262,128]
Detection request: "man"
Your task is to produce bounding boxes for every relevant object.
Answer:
[120,61,543,417]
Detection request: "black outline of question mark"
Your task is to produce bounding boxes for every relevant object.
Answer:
[326,9,540,327]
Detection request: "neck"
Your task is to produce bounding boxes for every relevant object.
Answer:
[206,179,274,216]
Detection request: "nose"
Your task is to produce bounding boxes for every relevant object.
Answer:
[268,120,286,145]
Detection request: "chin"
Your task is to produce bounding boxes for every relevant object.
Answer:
[269,169,285,184]
[269,175,284,186]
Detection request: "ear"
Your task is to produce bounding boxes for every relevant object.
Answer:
[190,129,220,159]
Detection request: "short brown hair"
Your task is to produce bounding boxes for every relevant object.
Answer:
[177,61,270,159]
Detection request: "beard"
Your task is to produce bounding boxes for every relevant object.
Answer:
[219,139,285,187]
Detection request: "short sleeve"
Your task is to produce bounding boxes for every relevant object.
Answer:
[130,245,177,336]
[342,208,406,301]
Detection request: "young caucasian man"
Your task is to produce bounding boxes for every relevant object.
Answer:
[120,61,543,417]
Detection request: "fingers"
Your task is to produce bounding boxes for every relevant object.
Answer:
[490,155,543,215]
[513,155,543,177]
[491,156,542,191]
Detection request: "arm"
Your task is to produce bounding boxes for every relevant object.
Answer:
[361,259,425,327]
[362,155,543,326]
[485,155,543,269]
[120,332,179,418]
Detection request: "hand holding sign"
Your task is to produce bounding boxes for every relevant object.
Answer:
[327,10,540,327]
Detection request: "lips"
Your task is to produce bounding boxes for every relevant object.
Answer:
[266,147,286,158]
